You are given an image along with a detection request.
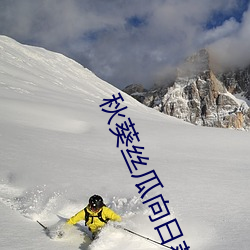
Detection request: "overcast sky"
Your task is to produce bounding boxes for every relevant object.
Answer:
[0,0,249,89]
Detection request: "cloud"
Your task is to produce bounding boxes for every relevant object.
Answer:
[208,3,250,69]
[200,18,240,45]
[0,0,249,89]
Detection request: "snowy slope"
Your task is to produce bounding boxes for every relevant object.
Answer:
[0,36,250,250]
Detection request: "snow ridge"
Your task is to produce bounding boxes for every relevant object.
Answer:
[1,36,250,250]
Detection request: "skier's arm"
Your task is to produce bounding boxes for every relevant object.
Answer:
[104,207,122,222]
[67,209,85,225]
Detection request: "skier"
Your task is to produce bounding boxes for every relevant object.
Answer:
[66,194,122,239]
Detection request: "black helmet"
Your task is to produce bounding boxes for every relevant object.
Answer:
[89,195,104,211]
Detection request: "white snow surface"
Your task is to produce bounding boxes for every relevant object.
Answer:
[0,35,250,250]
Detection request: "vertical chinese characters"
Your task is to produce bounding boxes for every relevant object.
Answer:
[99,92,190,249]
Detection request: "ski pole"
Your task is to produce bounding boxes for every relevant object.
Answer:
[37,220,48,231]
[122,227,172,249]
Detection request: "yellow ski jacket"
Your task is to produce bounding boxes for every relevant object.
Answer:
[67,206,121,233]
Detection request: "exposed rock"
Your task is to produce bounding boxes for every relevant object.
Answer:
[123,84,147,103]
[217,66,250,99]
[123,49,250,130]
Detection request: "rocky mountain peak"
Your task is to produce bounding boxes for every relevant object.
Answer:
[177,49,210,78]
[123,49,250,130]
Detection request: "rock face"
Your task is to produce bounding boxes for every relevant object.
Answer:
[123,49,250,130]
[122,84,147,103]
[217,66,250,100]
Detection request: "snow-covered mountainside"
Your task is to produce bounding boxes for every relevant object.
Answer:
[0,36,250,250]
[124,49,250,130]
